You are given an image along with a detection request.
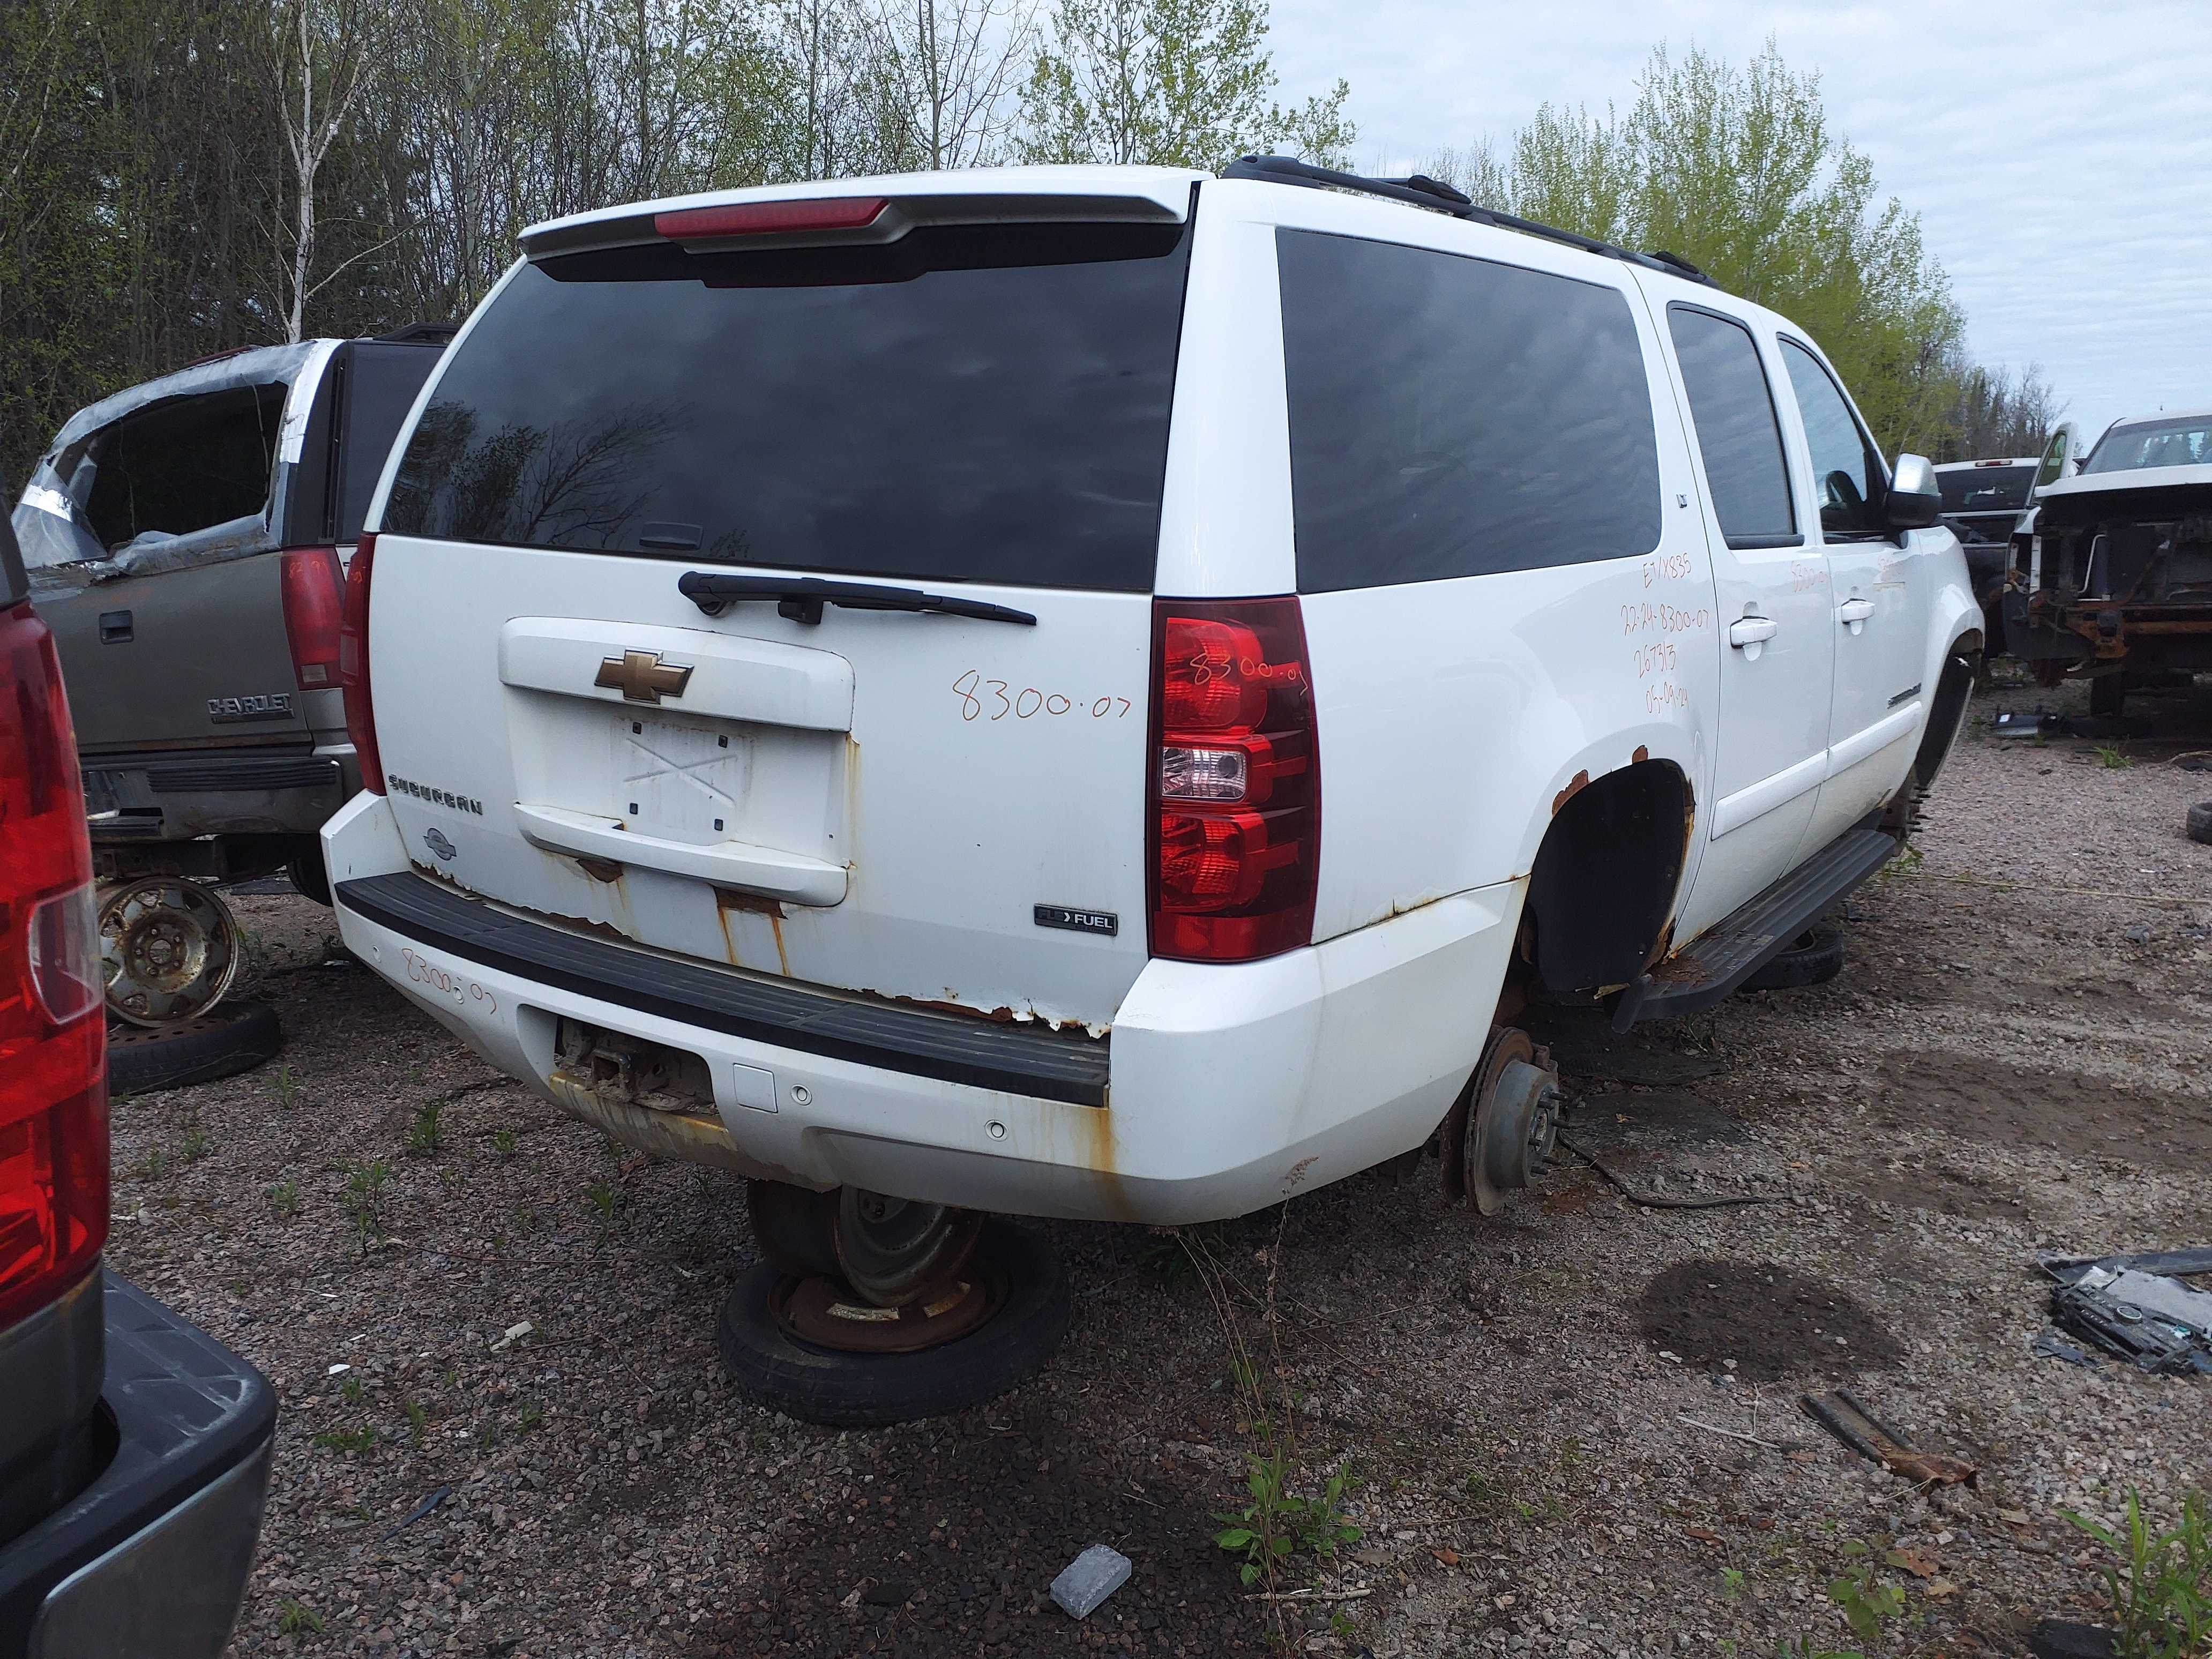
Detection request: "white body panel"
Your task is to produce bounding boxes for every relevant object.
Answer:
[325,790,1516,1223]
[334,165,1979,1225]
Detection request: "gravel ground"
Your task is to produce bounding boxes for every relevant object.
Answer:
[103,668,2211,1659]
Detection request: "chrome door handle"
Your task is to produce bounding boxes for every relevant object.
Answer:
[1728,616,1778,648]
[1838,597,1874,633]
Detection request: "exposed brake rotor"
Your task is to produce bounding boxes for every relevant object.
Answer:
[1443,1026,1563,1215]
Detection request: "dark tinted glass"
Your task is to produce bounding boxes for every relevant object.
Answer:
[1780,340,1883,537]
[1,479,24,603]
[384,221,1191,591]
[1936,465,2034,513]
[1279,231,1661,591]
[1665,306,1796,546]
[337,344,443,542]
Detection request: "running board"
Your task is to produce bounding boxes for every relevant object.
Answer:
[1610,823,1899,1030]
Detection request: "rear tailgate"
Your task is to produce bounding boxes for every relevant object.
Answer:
[365,184,1197,1032]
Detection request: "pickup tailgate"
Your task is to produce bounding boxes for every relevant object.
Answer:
[37,555,305,753]
[366,201,1193,1031]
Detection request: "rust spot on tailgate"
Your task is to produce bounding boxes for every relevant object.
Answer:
[715,886,791,976]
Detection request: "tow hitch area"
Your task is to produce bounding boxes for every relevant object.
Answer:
[549,1019,715,1115]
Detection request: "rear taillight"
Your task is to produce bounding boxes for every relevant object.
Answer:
[655,198,888,240]
[339,531,383,793]
[1148,597,1319,962]
[280,544,345,688]
[0,599,109,1327]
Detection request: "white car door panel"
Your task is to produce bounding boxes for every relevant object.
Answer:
[1775,337,1924,847]
[1643,292,1834,945]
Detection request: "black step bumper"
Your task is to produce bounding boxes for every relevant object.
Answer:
[0,1272,275,1657]
[335,871,1112,1107]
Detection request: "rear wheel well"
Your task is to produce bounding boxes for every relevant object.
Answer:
[1523,760,1691,997]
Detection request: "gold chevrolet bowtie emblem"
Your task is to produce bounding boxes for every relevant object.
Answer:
[594,649,694,705]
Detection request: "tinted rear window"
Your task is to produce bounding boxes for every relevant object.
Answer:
[1665,305,1797,547]
[383,221,1192,592]
[1937,464,2034,514]
[1277,230,1661,592]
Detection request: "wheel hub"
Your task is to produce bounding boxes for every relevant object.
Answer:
[1456,1027,1563,1216]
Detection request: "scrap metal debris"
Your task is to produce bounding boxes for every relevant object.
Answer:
[2037,1247,2212,1376]
[1799,1390,1978,1489]
[2030,1333,2100,1368]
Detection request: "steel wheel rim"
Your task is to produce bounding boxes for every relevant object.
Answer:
[832,1190,984,1308]
[98,877,241,1027]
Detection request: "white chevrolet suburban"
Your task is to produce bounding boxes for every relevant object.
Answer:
[323,158,1978,1419]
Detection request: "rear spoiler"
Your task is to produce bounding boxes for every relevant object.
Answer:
[521,188,1191,263]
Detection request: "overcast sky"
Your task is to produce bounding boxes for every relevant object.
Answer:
[1266,0,2211,452]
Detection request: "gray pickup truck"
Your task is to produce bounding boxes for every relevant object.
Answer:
[13,328,445,1026]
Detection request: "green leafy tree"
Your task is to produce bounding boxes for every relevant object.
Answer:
[1427,41,1974,459]
[1019,0,1349,169]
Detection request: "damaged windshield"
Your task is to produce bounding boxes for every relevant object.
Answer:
[2083,416,2212,474]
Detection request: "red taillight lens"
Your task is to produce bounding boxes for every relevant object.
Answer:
[339,532,383,793]
[1148,597,1319,962]
[279,544,345,688]
[0,599,109,1325]
[655,197,888,240]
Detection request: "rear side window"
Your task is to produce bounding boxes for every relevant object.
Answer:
[82,384,286,552]
[1279,230,1661,591]
[383,221,1192,592]
[334,345,442,543]
[1665,305,1797,548]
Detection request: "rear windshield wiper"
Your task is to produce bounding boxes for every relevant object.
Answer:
[677,571,1036,627]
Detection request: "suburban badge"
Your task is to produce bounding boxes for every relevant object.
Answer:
[595,648,694,705]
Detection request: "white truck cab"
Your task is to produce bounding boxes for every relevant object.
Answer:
[323,160,1978,1406]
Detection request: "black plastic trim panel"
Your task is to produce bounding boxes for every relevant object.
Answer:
[334,872,1112,1106]
[143,756,340,793]
[1611,820,1898,1028]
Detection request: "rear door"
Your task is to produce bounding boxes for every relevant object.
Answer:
[35,384,306,754]
[1651,295,1834,936]
[366,197,1194,1030]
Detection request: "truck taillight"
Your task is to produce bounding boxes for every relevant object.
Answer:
[279,544,345,687]
[0,599,109,1327]
[339,531,383,793]
[1148,597,1319,962]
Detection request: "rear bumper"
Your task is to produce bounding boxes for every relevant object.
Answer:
[325,792,1518,1223]
[0,1272,275,1658]
[83,746,355,842]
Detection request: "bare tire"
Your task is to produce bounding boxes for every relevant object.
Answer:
[106,1000,282,1097]
[1740,924,1844,992]
[2188,801,2212,847]
[719,1220,1070,1427]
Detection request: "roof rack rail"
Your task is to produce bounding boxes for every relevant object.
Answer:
[377,322,460,346]
[1219,155,1719,289]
